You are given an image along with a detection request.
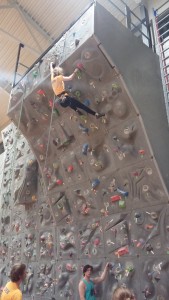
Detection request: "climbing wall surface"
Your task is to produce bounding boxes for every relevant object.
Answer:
[0,152,5,188]
[3,2,169,300]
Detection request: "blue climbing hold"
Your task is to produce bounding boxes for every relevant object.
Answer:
[83,99,91,107]
[117,187,129,197]
[82,143,89,155]
[79,124,89,133]
[92,178,100,189]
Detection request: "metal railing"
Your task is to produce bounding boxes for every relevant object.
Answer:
[154,1,169,123]
[105,0,153,49]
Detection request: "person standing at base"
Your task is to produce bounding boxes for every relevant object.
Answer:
[79,263,109,300]
[50,63,105,118]
[1,263,26,300]
[112,287,136,300]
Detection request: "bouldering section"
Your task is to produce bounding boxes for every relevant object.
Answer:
[0,123,39,296]
[1,2,168,300]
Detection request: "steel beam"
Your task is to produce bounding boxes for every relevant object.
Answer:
[13,43,24,87]
[16,6,44,52]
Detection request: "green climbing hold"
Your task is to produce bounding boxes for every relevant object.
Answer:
[33,70,38,78]
[54,108,60,116]
[119,200,126,208]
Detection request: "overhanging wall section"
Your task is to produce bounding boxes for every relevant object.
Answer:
[94,2,169,191]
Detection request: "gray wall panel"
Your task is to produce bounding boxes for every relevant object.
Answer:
[94,2,169,191]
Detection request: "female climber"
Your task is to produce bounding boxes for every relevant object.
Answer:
[112,287,136,300]
[50,62,105,118]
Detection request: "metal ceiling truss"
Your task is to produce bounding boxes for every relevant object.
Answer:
[0,28,41,55]
[16,6,44,52]
[7,0,54,43]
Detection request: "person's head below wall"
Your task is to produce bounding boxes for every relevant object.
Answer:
[112,287,136,300]
[83,264,93,276]
[10,263,26,283]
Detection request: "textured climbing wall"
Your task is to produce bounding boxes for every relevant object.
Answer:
[2,3,169,300]
[0,152,5,187]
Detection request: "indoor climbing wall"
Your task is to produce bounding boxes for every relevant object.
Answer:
[2,2,169,300]
[0,123,39,295]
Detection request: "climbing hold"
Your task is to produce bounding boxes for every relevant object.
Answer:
[79,124,89,134]
[84,50,92,60]
[136,238,145,247]
[145,224,154,230]
[82,143,89,155]
[48,99,53,108]
[37,89,46,96]
[89,80,96,88]
[138,149,145,157]
[67,165,74,173]
[75,39,80,46]
[119,200,126,208]
[53,138,60,146]
[150,211,158,220]
[142,287,152,298]
[112,82,122,96]
[31,195,37,201]
[67,85,72,92]
[142,185,149,192]
[77,63,85,71]
[91,179,100,189]
[93,238,100,246]
[101,90,108,101]
[70,115,78,121]
[56,179,63,185]
[116,187,129,197]
[76,70,82,79]
[53,162,59,170]
[111,195,121,202]
[38,143,44,150]
[92,247,97,255]
[115,246,129,257]
[132,171,140,178]
[81,203,90,215]
[33,70,38,78]
[90,123,98,130]
[134,212,144,225]
[83,99,91,107]
[74,90,81,98]
[112,83,119,89]
[54,108,60,116]
[146,243,154,254]
[125,265,134,276]
[94,160,104,170]
[80,115,88,123]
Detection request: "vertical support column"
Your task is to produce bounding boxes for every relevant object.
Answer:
[125,5,132,30]
[140,4,152,48]
[12,43,24,88]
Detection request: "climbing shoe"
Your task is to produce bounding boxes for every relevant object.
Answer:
[95,113,105,119]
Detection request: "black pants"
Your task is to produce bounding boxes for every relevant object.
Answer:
[59,96,96,116]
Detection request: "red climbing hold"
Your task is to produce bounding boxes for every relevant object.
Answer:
[111,195,121,202]
[56,179,63,185]
[37,89,46,96]
[67,165,74,173]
